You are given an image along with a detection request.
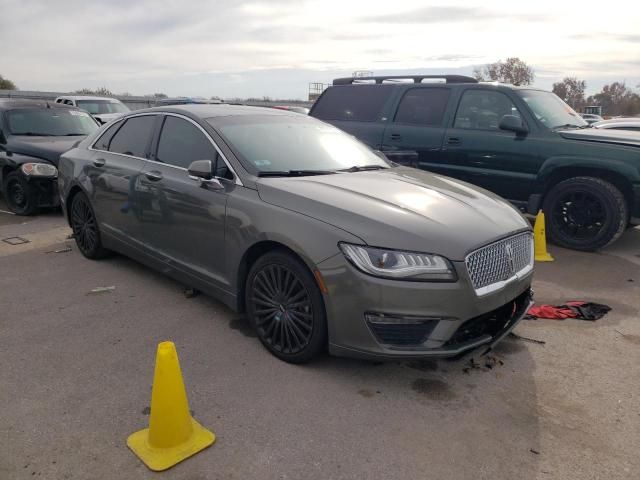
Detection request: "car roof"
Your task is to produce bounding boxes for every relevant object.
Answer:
[128,103,300,118]
[594,118,640,127]
[0,98,80,111]
[55,95,121,101]
[327,80,545,92]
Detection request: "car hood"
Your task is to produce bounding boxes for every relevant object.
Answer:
[256,167,530,261]
[6,136,83,165]
[559,127,640,147]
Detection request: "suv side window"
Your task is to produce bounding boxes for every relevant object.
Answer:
[454,90,521,130]
[108,115,156,157]
[311,85,393,122]
[394,88,450,126]
[156,116,229,175]
[93,121,122,151]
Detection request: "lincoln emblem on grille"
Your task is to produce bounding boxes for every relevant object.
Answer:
[505,243,515,276]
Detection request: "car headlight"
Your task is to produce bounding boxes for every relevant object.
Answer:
[21,163,58,178]
[339,243,456,281]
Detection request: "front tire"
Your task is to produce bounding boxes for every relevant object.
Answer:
[69,191,110,259]
[543,176,627,251]
[2,171,38,215]
[245,250,327,363]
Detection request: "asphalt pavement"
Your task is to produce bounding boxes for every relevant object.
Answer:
[1,200,638,480]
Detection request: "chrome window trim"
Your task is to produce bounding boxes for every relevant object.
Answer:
[466,234,534,297]
[88,112,243,186]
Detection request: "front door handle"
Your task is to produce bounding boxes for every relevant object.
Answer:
[93,158,106,167]
[390,133,402,141]
[145,171,163,182]
[447,137,461,145]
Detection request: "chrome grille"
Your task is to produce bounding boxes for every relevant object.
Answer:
[466,232,533,295]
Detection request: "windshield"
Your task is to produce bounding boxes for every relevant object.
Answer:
[517,90,587,129]
[76,100,129,115]
[209,115,389,173]
[7,108,99,136]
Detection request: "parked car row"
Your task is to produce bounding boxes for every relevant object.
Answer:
[309,75,640,251]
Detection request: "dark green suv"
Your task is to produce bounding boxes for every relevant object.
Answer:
[310,75,640,251]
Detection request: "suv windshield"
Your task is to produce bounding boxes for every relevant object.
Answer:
[209,115,389,173]
[7,108,99,136]
[517,90,587,129]
[76,100,129,114]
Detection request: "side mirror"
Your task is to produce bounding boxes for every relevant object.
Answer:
[499,115,528,135]
[187,159,224,189]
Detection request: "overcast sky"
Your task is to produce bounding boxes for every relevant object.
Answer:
[2,0,639,99]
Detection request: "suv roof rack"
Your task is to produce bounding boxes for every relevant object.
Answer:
[332,75,478,85]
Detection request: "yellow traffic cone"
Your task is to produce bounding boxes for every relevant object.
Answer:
[533,210,554,262]
[127,341,215,471]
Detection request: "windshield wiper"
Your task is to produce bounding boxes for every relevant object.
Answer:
[258,169,337,177]
[338,165,388,173]
[12,132,56,136]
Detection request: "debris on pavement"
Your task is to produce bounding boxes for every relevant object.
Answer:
[530,448,540,455]
[183,287,200,298]
[87,286,116,295]
[509,332,547,345]
[526,301,611,321]
[45,247,72,254]
[462,355,504,374]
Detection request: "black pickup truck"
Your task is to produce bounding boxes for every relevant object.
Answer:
[0,99,99,215]
[310,75,640,251]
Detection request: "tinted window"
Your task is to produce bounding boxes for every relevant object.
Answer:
[311,85,393,122]
[394,88,450,126]
[454,90,521,130]
[93,121,123,151]
[108,115,156,157]
[6,108,99,136]
[156,116,217,169]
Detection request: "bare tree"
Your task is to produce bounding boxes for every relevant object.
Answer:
[587,82,640,116]
[0,74,18,90]
[473,58,535,86]
[552,77,586,110]
[74,87,114,96]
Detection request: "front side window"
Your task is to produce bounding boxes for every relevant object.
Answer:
[156,117,218,169]
[6,108,99,136]
[517,90,587,129]
[211,115,389,173]
[394,88,451,126]
[311,85,393,122]
[454,90,521,130]
[108,115,156,157]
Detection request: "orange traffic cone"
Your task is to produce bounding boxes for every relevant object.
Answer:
[127,341,215,471]
[534,210,554,262]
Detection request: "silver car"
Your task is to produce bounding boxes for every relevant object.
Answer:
[58,105,534,363]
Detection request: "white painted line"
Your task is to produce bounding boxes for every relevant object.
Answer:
[0,209,16,215]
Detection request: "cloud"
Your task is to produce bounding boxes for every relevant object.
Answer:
[361,6,548,24]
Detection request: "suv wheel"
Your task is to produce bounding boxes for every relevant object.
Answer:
[245,250,327,363]
[70,191,110,259]
[543,176,627,251]
[2,171,38,215]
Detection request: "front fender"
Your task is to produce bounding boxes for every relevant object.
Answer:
[537,155,640,184]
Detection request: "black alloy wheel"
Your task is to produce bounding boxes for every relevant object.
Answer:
[246,251,327,363]
[3,171,37,215]
[70,192,109,259]
[543,176,627,251]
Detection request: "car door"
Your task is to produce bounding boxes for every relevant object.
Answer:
[439,88,542,202]
[380,87,451,167]
[88,114,157,242]
[138,114,233,289]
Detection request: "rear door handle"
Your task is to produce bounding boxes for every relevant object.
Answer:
[145,171,163,182]
[93,158,106,167]
[390,133,402,140]
[447,137,461,145]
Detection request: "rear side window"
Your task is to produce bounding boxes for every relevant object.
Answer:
[108,115,156,157]
[311,85,393,122]
[156,116,217,169]
[394,88,450,126]
[93,121,122,151]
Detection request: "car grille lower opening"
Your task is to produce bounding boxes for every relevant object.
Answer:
[365,313,439,347]
[444,289,532,347]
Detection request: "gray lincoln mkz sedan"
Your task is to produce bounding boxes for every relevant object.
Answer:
[58,104,534,363]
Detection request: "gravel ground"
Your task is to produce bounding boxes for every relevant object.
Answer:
[1,201,638,480]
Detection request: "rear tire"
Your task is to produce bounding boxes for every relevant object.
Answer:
[69,191,110,259]
[245,250,327,363]
[543,176,627,251]
[2,171,38,215]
